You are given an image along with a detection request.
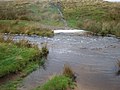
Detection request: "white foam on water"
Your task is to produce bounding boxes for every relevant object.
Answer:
[54,29,87,34]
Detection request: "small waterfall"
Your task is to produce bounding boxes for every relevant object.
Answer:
[49,1,68,29]
[57,7,68,28]
[56,2,68,28]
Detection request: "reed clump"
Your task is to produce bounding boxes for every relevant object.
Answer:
[63,64,76,82]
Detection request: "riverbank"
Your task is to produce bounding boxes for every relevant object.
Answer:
[0,35,49,90]
[35,75,75,90]
[0,20,54,37]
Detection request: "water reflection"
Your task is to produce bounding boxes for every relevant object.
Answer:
[116,70,120,76]
[116,60,120,76]
[38,57,48,70]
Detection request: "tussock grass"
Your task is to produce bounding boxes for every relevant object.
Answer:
[63,64,76,82]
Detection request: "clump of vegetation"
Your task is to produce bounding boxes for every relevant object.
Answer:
[35,75,75,90]
[63,64,76,82]
[35,64,76,90]
[61,0,120,37]
[41,43,49,57]
[116,60,120,76]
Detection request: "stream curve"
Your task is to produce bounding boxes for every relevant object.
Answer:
[14,31,120,90]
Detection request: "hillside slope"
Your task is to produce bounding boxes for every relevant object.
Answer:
[61,0,120,36]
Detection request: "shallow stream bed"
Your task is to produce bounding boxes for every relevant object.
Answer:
[12,32,120,90]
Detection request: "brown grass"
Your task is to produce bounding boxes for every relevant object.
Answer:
[0,20,54,37]
[63,64,76,82]
[116,60,120,76]
[117,60,120,68]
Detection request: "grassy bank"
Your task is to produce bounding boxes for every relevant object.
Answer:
[35,75,75,90]
[0,43,39,77]
[35,64,76,90]
[0,35,49,90]
[0,20,54,37]
[61,0,120,37]
[0,61,39,90]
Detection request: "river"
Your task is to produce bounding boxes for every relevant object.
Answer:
[11,30,120,90]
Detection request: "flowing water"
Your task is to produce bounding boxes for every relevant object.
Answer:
[13,31,120,90]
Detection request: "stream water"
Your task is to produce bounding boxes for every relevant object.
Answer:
[12,31,120,90]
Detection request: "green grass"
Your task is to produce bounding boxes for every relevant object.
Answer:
[0,42,41,90]
[0,43,39,77]
[62,1,120,37]
[35,75,75,90]
[0,35,49,90]
[0,61,39,90]
[0,36,49,77]
[35,64,76,90]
